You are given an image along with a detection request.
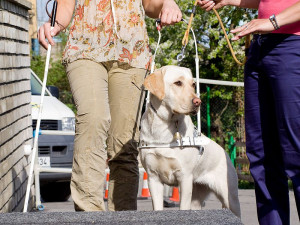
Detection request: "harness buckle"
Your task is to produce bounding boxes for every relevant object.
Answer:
[177,45,186,61]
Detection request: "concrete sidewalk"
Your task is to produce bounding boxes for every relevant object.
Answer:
[0,210,242,225]
[41,189,298,225]
[0,189,297,225]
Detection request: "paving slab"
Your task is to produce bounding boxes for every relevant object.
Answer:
[1,189,297,225]
[41,189,299,225]
[0,210,242,225]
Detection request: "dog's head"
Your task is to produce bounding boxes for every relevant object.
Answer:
[144,65,201,115]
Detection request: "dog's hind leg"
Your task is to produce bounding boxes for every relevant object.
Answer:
[191,183,211,210]
[228,188,241,218]
[213,179,241,218]
[227,175,241,218]
[148,178,164,210]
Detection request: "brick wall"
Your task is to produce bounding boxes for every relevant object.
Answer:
[0,0,34,212]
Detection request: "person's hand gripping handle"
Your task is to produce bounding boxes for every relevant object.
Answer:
[44,0,57,74]
[38,0,60,49]
[49,0,58,39]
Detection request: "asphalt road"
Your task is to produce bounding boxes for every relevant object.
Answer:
[41,189,299,225]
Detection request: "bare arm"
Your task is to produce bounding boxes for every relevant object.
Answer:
[198,0,260,11]
[143,0,164,18]
[226,0,260,9]
[276,1,300,28]
[38,0,75,49]
[231,1,300,40]
[143,0,182,29]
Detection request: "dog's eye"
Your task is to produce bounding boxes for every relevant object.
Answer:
[174,81,182,86]
[192,83,196,89]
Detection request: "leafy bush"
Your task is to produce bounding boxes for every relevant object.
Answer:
[238,180,255,189]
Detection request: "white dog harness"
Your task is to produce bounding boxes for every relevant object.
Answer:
[138,135,208,155]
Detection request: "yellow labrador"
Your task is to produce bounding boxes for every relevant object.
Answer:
[139,65,241,218]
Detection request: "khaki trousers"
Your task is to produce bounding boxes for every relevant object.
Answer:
[66,60,145,211]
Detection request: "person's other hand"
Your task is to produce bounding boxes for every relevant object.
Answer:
[158,0,182,30]
[231,19,275,41]
[197,0,227,11]
[38,22,61,50]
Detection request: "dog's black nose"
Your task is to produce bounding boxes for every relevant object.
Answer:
[192,97,201,107]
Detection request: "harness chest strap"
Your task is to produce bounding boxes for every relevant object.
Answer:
[138,136,210,155]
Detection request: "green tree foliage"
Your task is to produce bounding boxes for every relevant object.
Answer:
[146,1,256,80]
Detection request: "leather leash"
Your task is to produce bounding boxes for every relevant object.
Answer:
[181,0,251,66]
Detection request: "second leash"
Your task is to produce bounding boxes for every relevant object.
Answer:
[180,0,250,65]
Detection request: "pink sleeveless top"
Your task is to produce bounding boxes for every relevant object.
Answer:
[258,0,300,35]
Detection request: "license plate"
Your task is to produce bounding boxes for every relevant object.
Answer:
[38,157,50,167]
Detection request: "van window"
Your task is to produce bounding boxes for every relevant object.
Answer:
[31,73,49,96]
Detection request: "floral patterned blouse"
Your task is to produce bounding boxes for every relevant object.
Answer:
[62,0,151,69]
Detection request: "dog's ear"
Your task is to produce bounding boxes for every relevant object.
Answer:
[144,69,165,100]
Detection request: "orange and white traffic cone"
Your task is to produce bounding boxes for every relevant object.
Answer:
[141,172,151,198]
[104,172,109,200]
[169,187,180,202]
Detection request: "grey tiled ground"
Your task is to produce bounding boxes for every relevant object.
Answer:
[41,189,298,225]
[0,210,242,225]
[1,190,297,225]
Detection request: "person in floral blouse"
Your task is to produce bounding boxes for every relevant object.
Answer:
[38,0,182,211]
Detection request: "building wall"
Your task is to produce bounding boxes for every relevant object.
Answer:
[0,0,34,212]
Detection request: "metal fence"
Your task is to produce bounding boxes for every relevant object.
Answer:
[196,79,252,182]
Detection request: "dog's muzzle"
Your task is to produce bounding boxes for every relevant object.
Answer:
[192,97,201,107]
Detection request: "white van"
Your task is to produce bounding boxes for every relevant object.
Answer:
[30,69,75,202]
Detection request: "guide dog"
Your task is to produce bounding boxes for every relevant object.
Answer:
[139,65,241,217]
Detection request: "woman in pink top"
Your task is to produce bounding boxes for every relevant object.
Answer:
[199,1,300,225]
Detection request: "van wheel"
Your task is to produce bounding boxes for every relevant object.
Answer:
[40,181,71,202]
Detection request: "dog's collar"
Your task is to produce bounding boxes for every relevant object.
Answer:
[150,103,180,136]
[150,102,179,123]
